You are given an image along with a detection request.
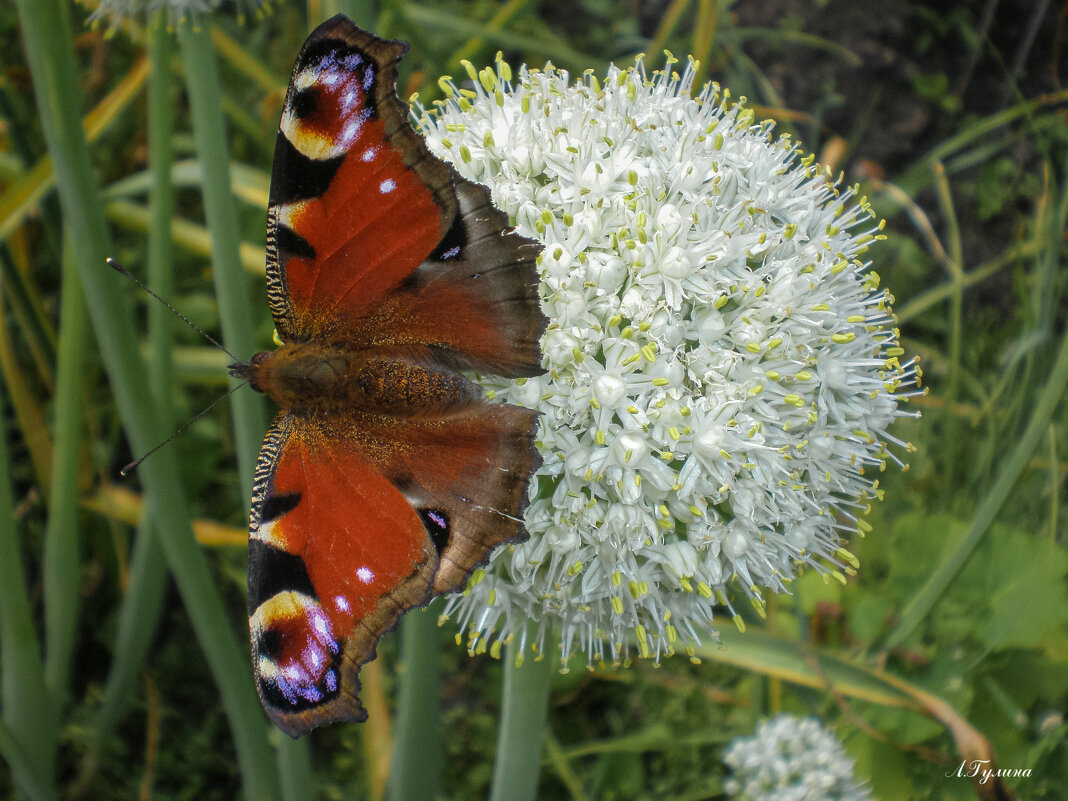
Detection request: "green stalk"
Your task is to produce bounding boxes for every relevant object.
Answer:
[84,13,176,770]
[176,19,267,495]
[0,383,57,798]
[0,717,54,801]
[148,10,177,416]
[931,162,964,495]
[388,606,442,801]
[42,234,87,701]
[488,648,552,801]
[15,2,280,797]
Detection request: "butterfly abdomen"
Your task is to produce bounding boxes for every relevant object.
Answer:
[244,342,482,418]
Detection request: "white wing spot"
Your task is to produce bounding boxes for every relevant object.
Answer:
[361,146,379,162]
[379,179,397,194]
[335,595,350,613]
[356,566,375,584]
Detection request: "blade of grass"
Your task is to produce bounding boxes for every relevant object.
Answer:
[176,20,267,492]
[489,649,552,801]
[211,26,285,95]
[83,484,245,545]
[0,717,55,801]
[543,734,591,801]
[450,0,536,69]
[15,1,281,797]
[931,162,964,494]
[81,11,178,781]
[0,277,53,490]
[358,656,392,799]
[698,627,914,708]
[0,383,58,798]
[895,89,1068,196]
[0,245,57,390]
[103,160,270,209]
[691,0,719,87]
[401,5,597,80]
[77,512,169,790]
[895,236,1044,324]
[42,234,88,699]
[647,0,691,62]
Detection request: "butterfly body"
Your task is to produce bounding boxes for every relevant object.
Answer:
[236,344,483,417]
[234,16,546,738]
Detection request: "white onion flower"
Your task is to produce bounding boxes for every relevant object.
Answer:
[723,715,873,801]
[417,54,920,667]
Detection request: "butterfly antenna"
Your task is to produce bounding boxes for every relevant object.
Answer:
[106,257,239,361]
[121,382,246,475]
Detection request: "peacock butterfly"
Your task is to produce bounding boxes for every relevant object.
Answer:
[228,16,546,738]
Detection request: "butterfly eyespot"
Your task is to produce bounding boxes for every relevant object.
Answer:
[418,508,451,554]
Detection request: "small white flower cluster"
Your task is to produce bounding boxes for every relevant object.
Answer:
[89,0,267,27]
[722,715,873,801]
[418,54,920,667]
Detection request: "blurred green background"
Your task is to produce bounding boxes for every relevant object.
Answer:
[1,0,1066,799]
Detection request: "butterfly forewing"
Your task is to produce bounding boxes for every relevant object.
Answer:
[266,18,455,342]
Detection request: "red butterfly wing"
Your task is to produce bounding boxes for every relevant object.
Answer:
[266,16,543,376]
[248,399,539,736]
[248,412,436,736]
[266,18,452,343]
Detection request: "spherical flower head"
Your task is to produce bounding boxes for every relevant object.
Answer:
[416,55,920,667]
[722,715,873,801]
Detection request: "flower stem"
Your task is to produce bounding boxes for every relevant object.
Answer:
[388,606,442,801]
[82,13,174,779]
[489,649,552,801]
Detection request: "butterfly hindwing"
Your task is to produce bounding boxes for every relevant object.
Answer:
[353,398,542,596]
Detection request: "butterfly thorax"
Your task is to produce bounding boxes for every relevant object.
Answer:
[231,341,482,418]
